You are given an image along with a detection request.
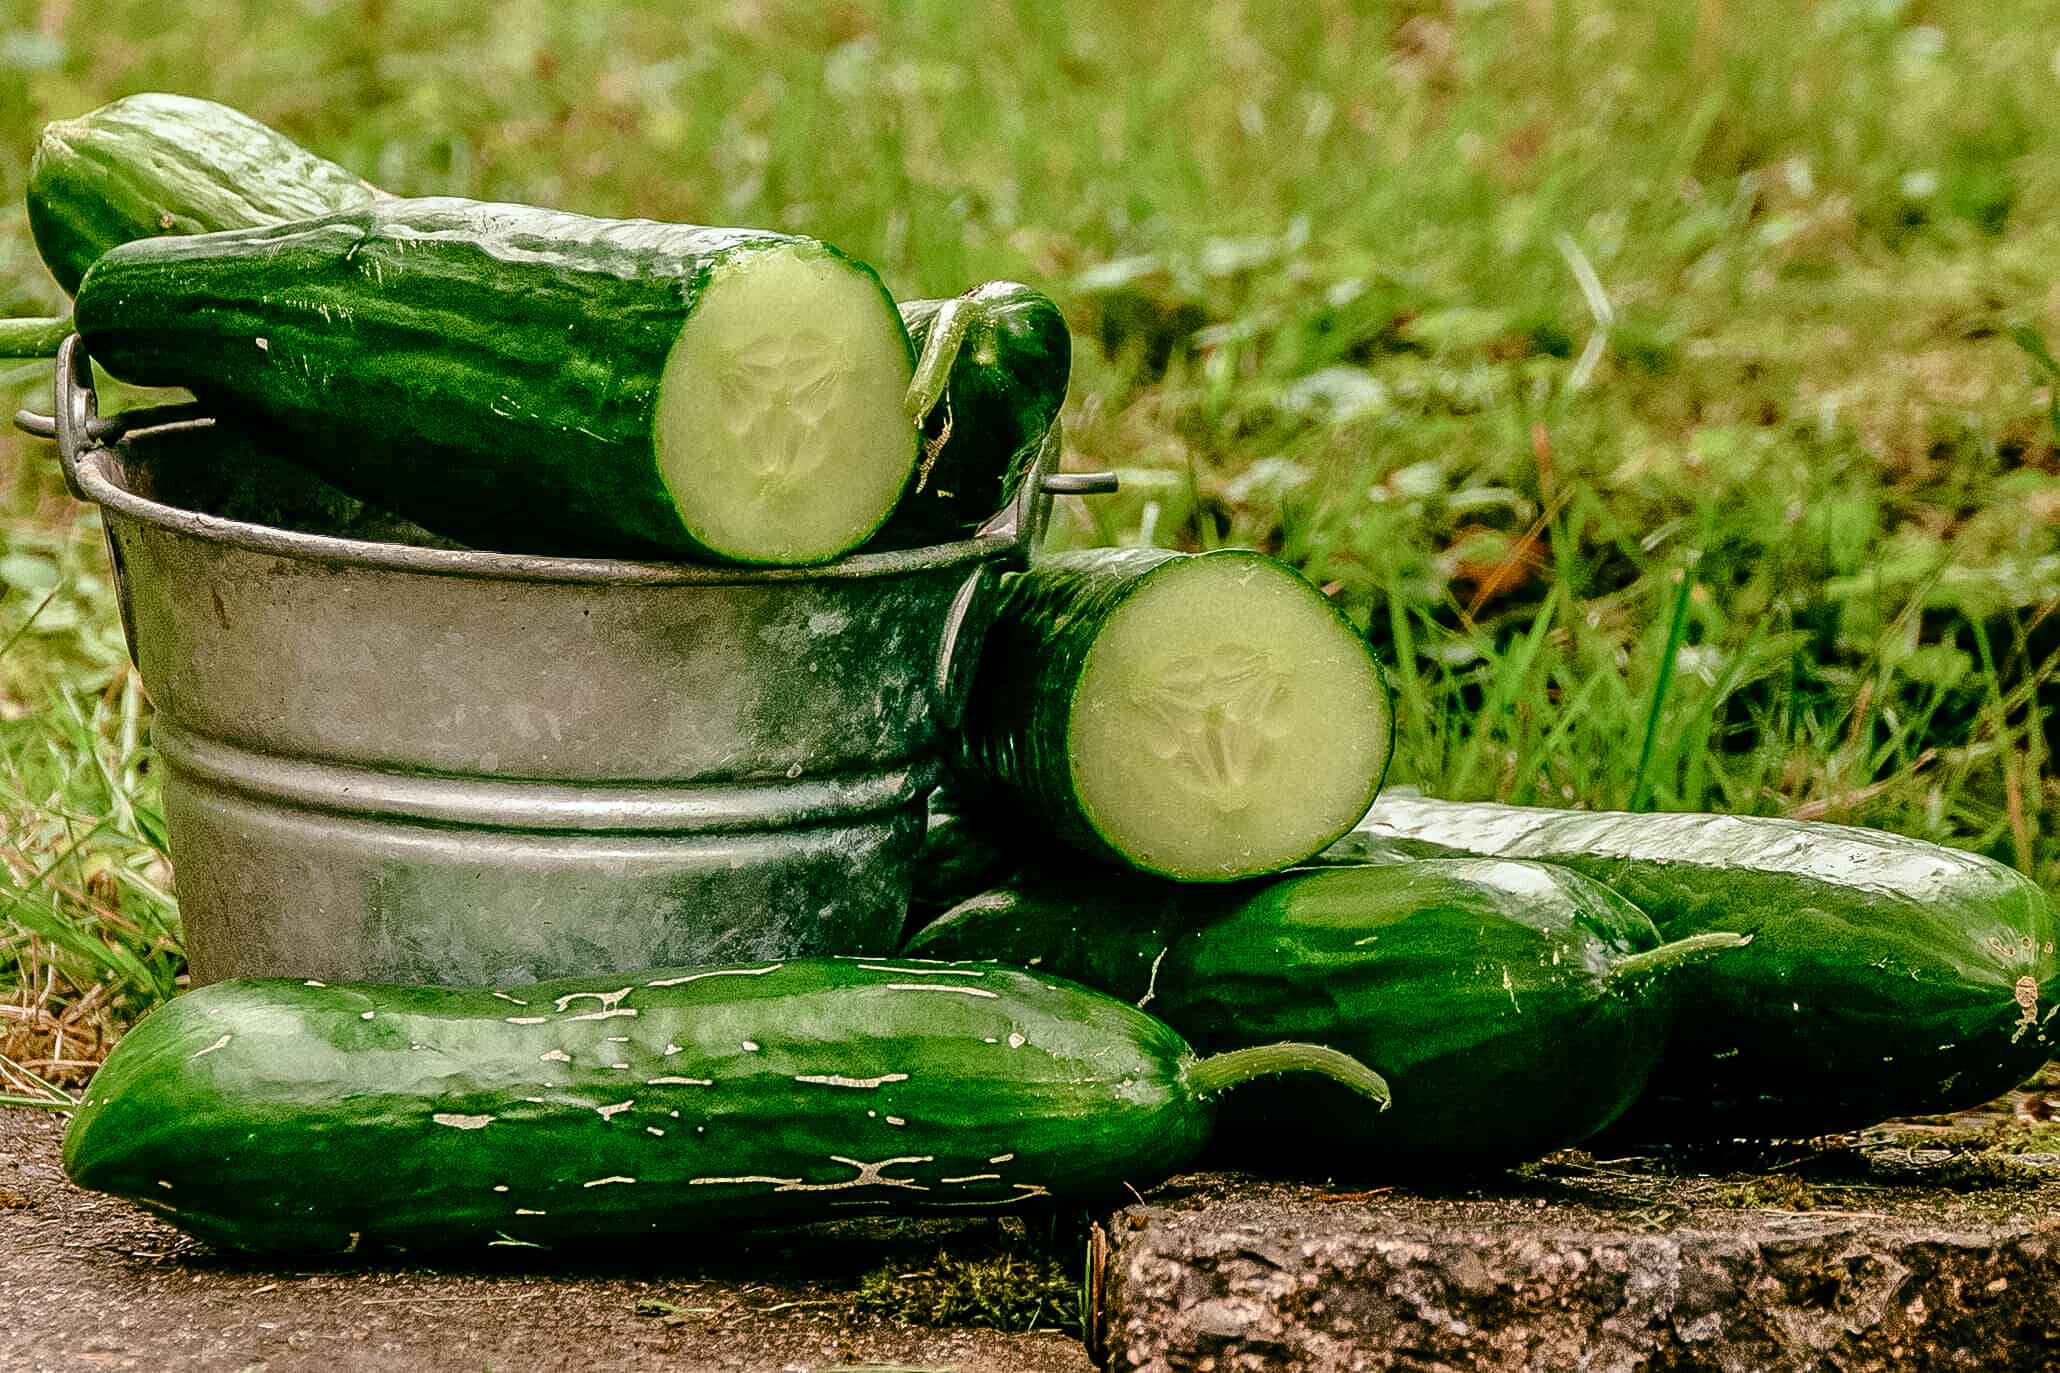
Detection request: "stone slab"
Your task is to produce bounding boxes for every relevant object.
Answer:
[1095,1142,2060,1373]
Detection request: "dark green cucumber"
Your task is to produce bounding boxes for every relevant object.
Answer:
[1332,794,2060,1139]
[952,548,1395,880]
[128,413,466,548]
[907,862,1742,1172]
[29,93,381,294]
[63,957,1388,1255]
[74,197,921,564]
[871,282,1071,547]
[909,784,1014,936]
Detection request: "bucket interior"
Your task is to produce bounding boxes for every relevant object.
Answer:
[112,416,478,549]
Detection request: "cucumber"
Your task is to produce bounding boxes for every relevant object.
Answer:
[62,957,1388,1255]
[906,863,1742,1172]
[0,317,74,358]
[28,93,381,294]
[872,282,1071,547]
[1332,794,2060,1139]
[128,413,466,547]
[909,784,1013,935]
[951,548,1394,880]
[73,197,921,564]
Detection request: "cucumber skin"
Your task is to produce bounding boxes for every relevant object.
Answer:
[74,197,917,562]
[909,785,1013,939]
[872,282,1071,547]
[1334,795,2060,1139]
[906,860,1691,1171]
[63,958,1209,1255]
[29,93,380,294]
[949,547,1393,881]
[950,548,1178,872]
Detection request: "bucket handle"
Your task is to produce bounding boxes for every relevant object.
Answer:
[20,335,1115,544]
[970,418,1119,558]
[934,417,1120,726]
[13,335,210,502]
[18,335,1116,732]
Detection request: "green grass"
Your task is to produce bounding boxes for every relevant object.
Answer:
[2,0,2058,1068]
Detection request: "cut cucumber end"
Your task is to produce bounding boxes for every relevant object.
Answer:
[654,248,917,564]
[1069,551,1393,880]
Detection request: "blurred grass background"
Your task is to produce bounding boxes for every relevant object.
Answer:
[1,0,2057,1077]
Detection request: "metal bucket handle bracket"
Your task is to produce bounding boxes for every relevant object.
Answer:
[15,334,98,502]
[970,418,1118,552]
[14,335,212,500]
[933,420,1119,729]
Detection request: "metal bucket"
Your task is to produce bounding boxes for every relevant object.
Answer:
[20,337,1111,986]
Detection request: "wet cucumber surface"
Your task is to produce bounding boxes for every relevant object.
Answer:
[907,861,1742,1170]
[62,958,1383,1255]
[1337,793,2060,1139]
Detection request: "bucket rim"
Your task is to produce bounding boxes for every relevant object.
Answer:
[75,422,1021,586]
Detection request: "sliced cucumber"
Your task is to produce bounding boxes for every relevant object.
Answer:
[75,199,919,563]
[954,548,1394,880]
[654,248,918,561]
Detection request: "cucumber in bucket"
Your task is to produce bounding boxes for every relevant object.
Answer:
[73,196,922,564]
[872,281,1072,548]
[28,92,383,294]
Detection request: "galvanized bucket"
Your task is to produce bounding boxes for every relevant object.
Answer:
[20,337,1111,987]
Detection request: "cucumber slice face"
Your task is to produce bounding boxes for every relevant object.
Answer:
[1069,551,1392,879]
[655,248,917,564]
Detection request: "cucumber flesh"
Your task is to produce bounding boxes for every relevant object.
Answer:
[655,248,918,562]
[1071,553,1391,878]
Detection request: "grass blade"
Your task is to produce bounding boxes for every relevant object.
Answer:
[1629,551,1701,812]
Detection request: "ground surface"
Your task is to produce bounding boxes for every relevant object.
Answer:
[17,1087,2060,1373]
[0,1109,1092,1373]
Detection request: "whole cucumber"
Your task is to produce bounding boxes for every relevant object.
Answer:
[907,861,1741,1171]
[28,92,381,293]
[64,957,1388,1254]
[1330,794,2060,1139]
[871,281,1072,547]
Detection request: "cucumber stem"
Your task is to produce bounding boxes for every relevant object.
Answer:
[1606,931,1750,986]
[1187,1041,1391,1108]
[906,295,974,426]
[0,316,72,359]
